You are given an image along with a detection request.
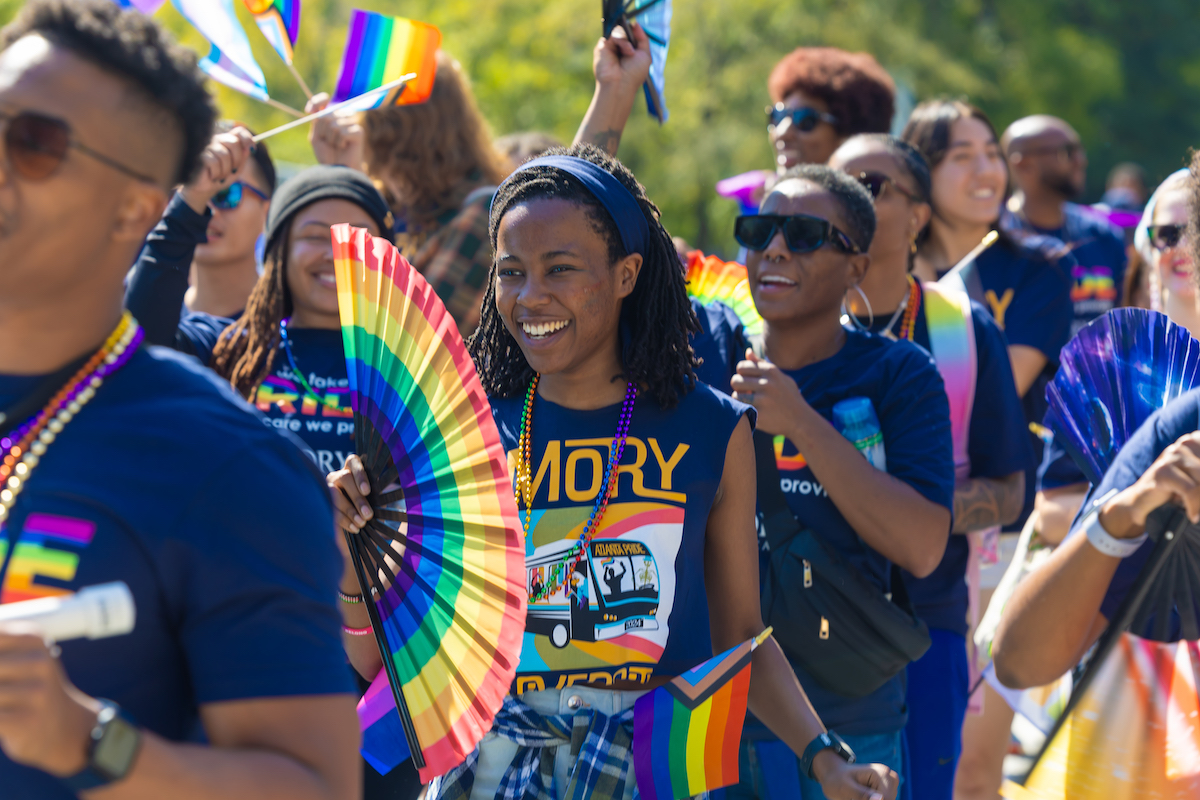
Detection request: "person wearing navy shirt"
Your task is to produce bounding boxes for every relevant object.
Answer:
[0,4,358,799]
[993,385,1200,688]
[829,134,1033,800]
[727,165,953,800]
[1000,115,1127,336]
[125,155,395,473]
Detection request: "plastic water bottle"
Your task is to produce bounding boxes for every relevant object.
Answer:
[832,397,887,472]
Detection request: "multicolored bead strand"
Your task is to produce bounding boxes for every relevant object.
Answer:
[515,377,638,604]
[0,312,142,522]
[896,276,920,341]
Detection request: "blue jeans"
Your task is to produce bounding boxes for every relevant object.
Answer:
[902,629,968,800]
[715,732,904,800]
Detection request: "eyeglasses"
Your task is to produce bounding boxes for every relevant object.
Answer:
[735,214,861,254]
[0,108,157,184]
[211,181,270,210]
[1149,224,1186,251]
[855,171,921,203]
[766,103,838,132]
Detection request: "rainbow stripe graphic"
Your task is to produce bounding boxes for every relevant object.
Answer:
[923,283,977,481]
[633,630,767,800]
[684,251,763,336]
[1071,266,1117,302]
[333,224,525,781]
[0,514,95,604]
[243,0,301,65]
[773,434,807,472]
[331,11,441,108]
[1002,633,1200,799]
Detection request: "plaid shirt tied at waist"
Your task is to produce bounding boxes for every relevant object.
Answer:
[432,694,638,800]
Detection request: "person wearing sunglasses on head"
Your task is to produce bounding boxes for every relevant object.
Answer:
[0,3,363,800]
[828,135,1033,800]
[725,165,955,800]
[1000,115,1128,336]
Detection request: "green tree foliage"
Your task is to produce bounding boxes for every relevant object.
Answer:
[2,0,1198,255]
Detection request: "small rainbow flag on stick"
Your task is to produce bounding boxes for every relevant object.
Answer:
[684,250,763,336]
[332,10,441,108]
[243,0,301,64]
[633,628,771,800]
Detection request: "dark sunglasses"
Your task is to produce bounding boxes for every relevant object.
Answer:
[1149,224,1186,251]
[0,108,156,183]
[855,171,921,203]
[766,103,838,132]
[735,214,861,254]
[211,181,270,210]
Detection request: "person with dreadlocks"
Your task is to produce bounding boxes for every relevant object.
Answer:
[328,144,898,800]
[828,136,1032,800]
[125,163,392,474]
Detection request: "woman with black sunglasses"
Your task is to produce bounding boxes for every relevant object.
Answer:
[1135,169,1198,336]
[726,164,955,800]
[828,135,1032,800]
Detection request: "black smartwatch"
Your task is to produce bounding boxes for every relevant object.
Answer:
[798,730,856,780]
[60,700,142,792]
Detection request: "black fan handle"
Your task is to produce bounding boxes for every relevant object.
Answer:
[345,529,426,770]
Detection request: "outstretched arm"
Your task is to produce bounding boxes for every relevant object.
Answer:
[573,23,652,156]
[705,416,897,800]
[953,472,1025,533]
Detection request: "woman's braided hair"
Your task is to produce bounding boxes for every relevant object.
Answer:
[468,143,699,409]
[209,231,291,398]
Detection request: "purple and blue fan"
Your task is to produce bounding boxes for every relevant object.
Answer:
[1046,308,1200,485]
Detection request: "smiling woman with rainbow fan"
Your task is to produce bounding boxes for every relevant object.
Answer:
[336,142,896,800]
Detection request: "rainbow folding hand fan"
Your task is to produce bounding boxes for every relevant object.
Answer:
[331,224,526,781]
[684,250,763,336]
[1045,308,1200,484]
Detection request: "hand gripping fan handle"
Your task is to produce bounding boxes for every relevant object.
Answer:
[344,529,425,770]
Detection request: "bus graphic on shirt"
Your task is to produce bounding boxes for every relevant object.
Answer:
[515,501,682,692]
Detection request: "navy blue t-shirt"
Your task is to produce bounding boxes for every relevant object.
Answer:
[490,384,752,692]
[765,328,956,734]
[1003,203,1127,336]
[690,299,746,394]
[1067,388,1200,637]
[970,236,1075,528]
[864,290,1033,635]
[0,347,353,799]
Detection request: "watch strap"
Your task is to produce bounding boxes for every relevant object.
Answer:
[60,701,140,793]
[1083,489,1147,558]
[799,730,855,780]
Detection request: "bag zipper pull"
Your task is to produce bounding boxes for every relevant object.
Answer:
[803,559,812,588]
[819,616,829,640]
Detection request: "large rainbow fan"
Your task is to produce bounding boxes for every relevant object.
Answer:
[1045,308,1200,485]
[1002,506,1200,799]
[684,250,762,336]
[331,224,526,781]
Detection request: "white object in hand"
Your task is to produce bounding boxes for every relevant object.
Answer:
[0,582,136,642]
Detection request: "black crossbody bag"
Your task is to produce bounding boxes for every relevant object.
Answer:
[754,428,931,698]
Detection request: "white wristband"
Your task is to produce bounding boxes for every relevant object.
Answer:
[1083,489,1147,558]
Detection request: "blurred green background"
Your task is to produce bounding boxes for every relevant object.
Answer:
[3,0,1199,257]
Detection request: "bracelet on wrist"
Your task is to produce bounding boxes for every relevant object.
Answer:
[338,589,364,604]
[343,624,374,636]
[1084,489,1147,558]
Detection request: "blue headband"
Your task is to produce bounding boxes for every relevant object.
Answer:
[495,155,650,256]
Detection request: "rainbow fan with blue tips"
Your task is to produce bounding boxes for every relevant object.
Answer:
[1045,308,1200,485]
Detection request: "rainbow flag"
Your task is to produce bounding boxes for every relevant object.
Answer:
[171,0,269,102]
[633,629,770,800]
[684,250,763,336]
[243,0,301,65]
[332,10,441,108]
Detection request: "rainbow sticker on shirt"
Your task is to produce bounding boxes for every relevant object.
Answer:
[0,513,96,603]
[515,501,684,693]
[1071,266,1117,303]
[774,434,807,471]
